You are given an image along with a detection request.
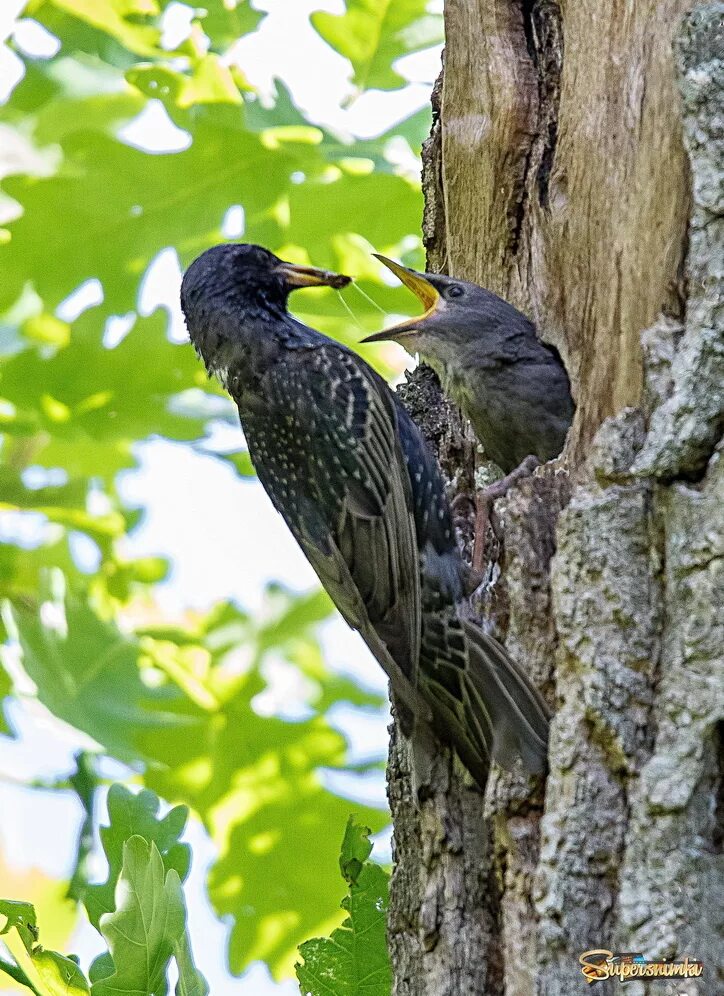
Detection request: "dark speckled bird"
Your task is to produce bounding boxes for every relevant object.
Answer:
[364,257,575,569]
[181,243,549,791]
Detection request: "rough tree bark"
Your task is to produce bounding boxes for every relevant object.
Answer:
[387,3,723,994]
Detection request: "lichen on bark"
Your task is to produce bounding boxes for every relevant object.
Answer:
[634,5,724,480]
[386,2,724,995]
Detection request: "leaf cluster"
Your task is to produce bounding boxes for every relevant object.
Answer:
[0,0,439,987]
[0,784,207,995]
[296,818,392,996]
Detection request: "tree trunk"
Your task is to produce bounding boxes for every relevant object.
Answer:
[387,3,723,994]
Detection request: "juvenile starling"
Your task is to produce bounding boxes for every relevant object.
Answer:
[181,243,549,790]
[364,257,575,570]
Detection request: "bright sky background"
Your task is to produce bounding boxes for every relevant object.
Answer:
[0,1,443,992]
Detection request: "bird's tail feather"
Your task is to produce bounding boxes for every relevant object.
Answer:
[461,619,550,775]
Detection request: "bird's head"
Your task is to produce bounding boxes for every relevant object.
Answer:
[181,243,350,325]
[362,255,515,360]
[181,243,351,385]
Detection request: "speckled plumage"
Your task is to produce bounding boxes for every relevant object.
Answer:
[181,244,549,788]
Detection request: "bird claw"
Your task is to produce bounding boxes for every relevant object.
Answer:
[472,455,541,573]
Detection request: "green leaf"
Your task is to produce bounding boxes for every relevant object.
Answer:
[42,0,164,58]
[0,313,207,451]
[67,752,99,902]
[0,120,292,314]
[83,783,190,931]
[0,467,87,511]
[126,54,243,109]
[33,92,145,146]
[198,0,266,52]
[220,449,256,478]
[286,172,423,270]
[91,836,207,996]
[169,876,209,996]
[312,0,443,92]
[0,898,90,995]
[203,767,387,979]
[6,593,206,765]
[28,950,91,996]
[0,537,90,626]
[147,716,383,981]
[0,956,36,993]
[339,815,373,885]
[0,899,38,950]
[296,820,391,996]
[0,0,428,984]
[0,659,13,736]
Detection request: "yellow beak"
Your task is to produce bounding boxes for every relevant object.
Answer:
[362,254,442,342]
[277,261,351,290]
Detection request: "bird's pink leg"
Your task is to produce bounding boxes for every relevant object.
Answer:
[472,455,541,573]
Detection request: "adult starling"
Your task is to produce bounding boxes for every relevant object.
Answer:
[364,257,575,568]
[181,243,549,790]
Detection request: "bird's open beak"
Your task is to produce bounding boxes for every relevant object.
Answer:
[362,255,443,343]
[277,261,351,291]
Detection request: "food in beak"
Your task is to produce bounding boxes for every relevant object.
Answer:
[278,262,351,290]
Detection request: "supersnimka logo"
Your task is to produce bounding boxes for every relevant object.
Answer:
[579,949,704,985]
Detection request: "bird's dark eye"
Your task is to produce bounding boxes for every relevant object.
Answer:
[447,285,464,298]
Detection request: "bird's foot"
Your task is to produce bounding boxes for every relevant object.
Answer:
[472,455,541,573]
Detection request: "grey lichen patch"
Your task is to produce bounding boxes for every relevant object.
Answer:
[615,446,723,984]
[634,5,724,480]
[533,479,661,991]
[474,458,504,490]
[649,444,724,805]
[535,718,627,984]
[634,322,724,479]
[551,483,659,766]
[588,407,647,484]
[618,579,720,983]
[421,62,447,272]
[640,316,682,412]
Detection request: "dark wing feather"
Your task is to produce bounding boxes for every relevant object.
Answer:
[241,342,428,721]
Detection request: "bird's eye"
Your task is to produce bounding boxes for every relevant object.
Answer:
[447,285,464,298]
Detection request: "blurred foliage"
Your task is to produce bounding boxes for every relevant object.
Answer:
[0,785,207,995]
[0,0,440,988]
[312,0,443,92]
[0,662,11,733]
[296,818,391,996]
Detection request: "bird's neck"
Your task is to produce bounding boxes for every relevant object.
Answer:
[193,301,312,400]
[420,348,468,405]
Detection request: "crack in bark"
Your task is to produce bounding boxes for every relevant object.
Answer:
[517,0,564,227]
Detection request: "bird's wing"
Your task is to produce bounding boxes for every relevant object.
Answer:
[243,342,427,718]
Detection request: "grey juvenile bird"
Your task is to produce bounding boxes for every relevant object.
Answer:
[364,257,575,569]
[181,243,549,791]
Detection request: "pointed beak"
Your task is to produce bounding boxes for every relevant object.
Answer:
[362,254,443,343]
[277,261,351,290]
